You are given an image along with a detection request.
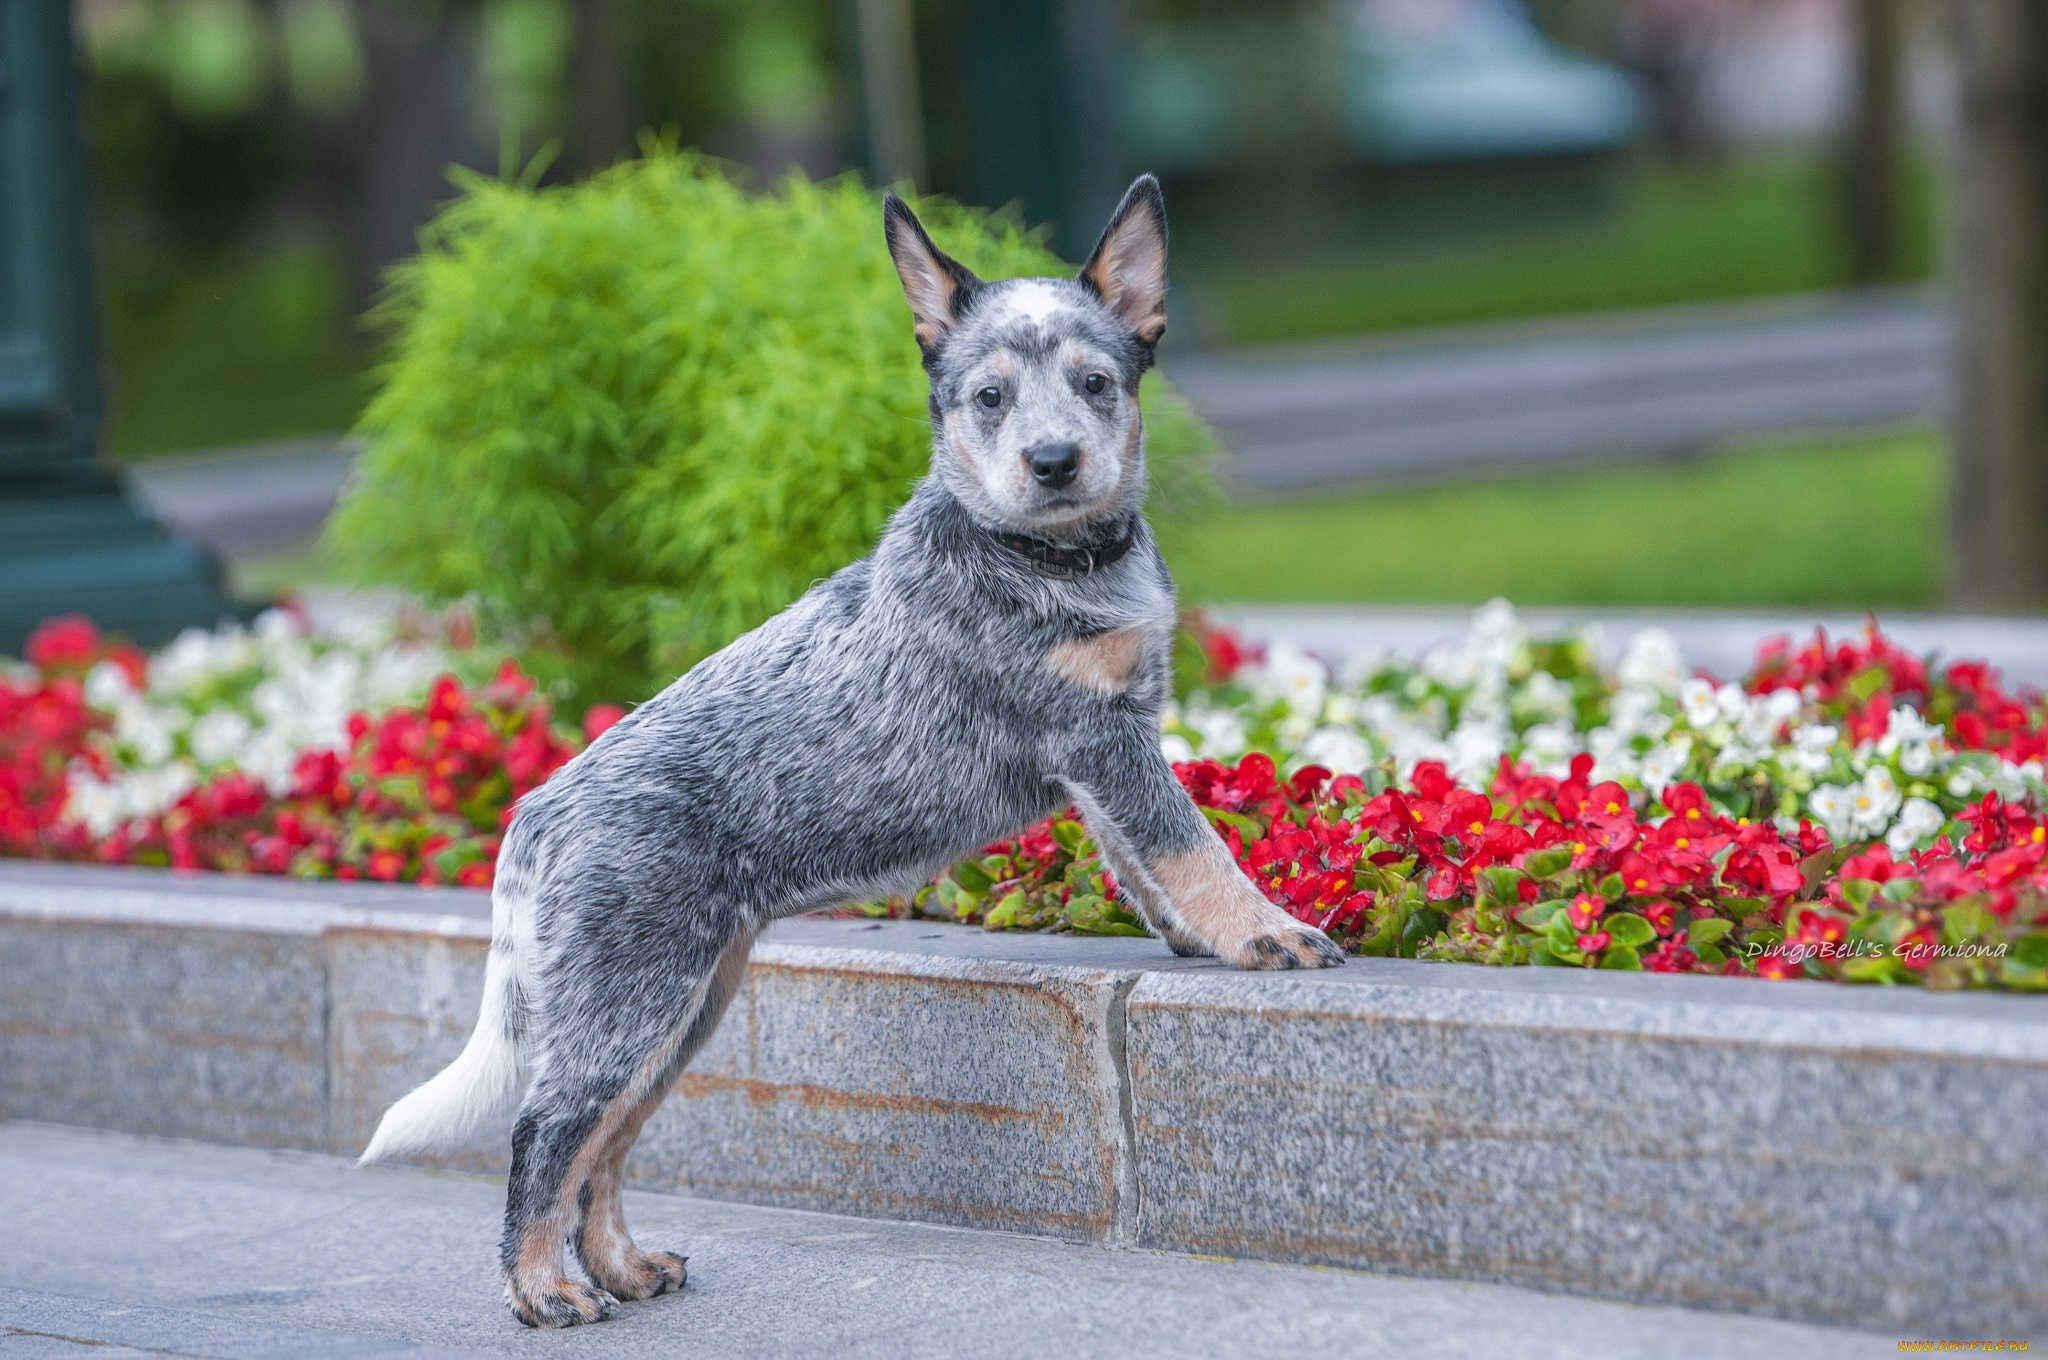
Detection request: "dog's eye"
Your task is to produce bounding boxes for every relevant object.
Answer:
[976,386,1002,409]
[1084,372,1108,395]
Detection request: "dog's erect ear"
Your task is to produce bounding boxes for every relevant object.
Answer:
[1079,175,1168,347]
[884,194,981,351]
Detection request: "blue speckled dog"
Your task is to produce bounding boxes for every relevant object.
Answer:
[360,176,1343,1329]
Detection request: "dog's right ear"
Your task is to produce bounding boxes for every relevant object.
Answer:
[884,195,981,352]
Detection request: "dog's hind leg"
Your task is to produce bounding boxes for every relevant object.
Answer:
[572,928,755,1302]
[499,918,753,1328]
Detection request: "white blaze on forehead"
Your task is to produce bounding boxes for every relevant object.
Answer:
[988,279,1075,325]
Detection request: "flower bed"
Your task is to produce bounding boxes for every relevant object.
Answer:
[4,603,2045,989]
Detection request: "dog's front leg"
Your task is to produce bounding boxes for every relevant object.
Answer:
[1060,721,1344,970]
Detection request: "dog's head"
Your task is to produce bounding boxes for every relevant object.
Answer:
[884,176,1169,536]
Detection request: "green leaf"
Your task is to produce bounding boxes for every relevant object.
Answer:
[982,890,1026,930]
[1356,899,1408,957]
[1879,877,1918,904]
[1842,954,1919,986]
[1839,878,1878,910]
[1050,819,1088,856]
[1477,866,1526,905]
[1596,873,1624,902]
[1598,945,1642,970]
[1687,917,1735,948]
[1514,902,1562,931]
[1529,944,1564,967]
[1693,942,1726,967]
[1524,846,1572,878]
[951,861,994,895]
[2012,934,2048,969]
[1400,906,1447,958]
[1604,913,1656,948]
[1940,902,1997,946]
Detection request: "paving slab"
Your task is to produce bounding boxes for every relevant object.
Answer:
[1125,964,2048,1337]
[4,864,2044,1337]
[0,1123,1908,1360]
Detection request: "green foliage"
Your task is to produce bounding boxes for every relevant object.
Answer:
[1158,426,1943,610]
[330,150,1220,705]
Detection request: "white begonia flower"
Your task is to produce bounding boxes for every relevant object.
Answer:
[190,709,254,767]
[64,771,124,838]
[1158,733,1195,764]
[1321,692,1359,727]
[1447,721,1508,786]
[1638,738,1692,796]
[1872,704,1946,777]
[1886,796,1945,853]
[1521,721,1576,763]
[1583,726,1639,783]
[1851,765,1902,836]
[83,660,135,710]
[1990,762,2029,800]
[1299,726,1372,776]
[114,704,176,765]
[1714,681,1749,725]
[1606,688,1673,742]
[1249,641,1329,719]
[1807,783,1857,841]
[1617,628,1686,694]
[1520,669,1574,723]
[1678,678,1719,729]
[1189,707,1247,759]
[1790,723,1839,774]
[1948,765,1985,798]
[1736,689,1800,747]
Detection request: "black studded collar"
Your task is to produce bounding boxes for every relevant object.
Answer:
[990,516,1139,580]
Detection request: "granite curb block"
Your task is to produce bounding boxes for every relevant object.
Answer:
[2,862,2043,1337]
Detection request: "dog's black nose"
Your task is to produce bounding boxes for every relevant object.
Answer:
[1028,444,1080,489]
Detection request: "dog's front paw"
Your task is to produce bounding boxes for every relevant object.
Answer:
[506,1277,618,1329]
[589,1249,688,1302]
[1229,923,1346,971]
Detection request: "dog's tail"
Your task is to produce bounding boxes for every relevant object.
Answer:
[359,923,526,1165]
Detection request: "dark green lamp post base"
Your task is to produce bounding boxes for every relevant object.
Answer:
[0,0,251,661]
[0,478,247,658]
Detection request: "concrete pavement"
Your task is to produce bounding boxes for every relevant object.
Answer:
[0,1124,1907,1359]
[1168,287,1944,491]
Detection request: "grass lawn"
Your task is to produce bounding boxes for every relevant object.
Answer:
[1156,427,1944,609]
[103,237,369,459]
[1185,151,1944,346]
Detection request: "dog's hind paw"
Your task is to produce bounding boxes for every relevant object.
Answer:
[589,1249,688,1302]
[505,1278,618,1329]
[1233,925,1346,971]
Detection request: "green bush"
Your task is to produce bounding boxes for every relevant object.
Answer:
[330,150,1219,706]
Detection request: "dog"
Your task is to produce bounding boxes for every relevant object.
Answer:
[358,174,1345,1329]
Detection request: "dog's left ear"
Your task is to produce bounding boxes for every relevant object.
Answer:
[1079,175,1168,347]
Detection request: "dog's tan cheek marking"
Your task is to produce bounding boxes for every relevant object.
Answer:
[943,410,995,500]
[1046,627,1150,696]
[1152,835,1280,948]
